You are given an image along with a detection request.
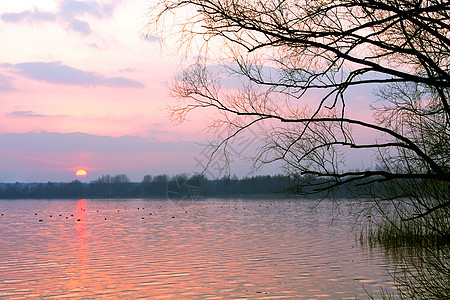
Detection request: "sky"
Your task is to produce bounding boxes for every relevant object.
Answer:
[0,0,213,182]
[0,0,377,183]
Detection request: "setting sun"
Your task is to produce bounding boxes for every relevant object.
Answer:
[76,169,87,178]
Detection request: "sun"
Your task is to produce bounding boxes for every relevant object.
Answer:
[76,169,87,178]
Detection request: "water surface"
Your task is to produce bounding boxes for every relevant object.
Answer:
[0,199,396,299]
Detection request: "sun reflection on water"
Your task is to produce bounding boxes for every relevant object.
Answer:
[75,199,87,263]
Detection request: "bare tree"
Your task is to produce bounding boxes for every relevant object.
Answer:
[149,0,449,212]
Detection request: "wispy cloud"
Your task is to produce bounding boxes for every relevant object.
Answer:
[0,73,14,92]
[1,9,56,23]
[69,19,91,35]
[0,132,200,154]
[143,33,160,42]
[12,61,145,88]
[0,131,204,182]
[1,0,122,35]
[60,0,115,19]
[7,111,46,118]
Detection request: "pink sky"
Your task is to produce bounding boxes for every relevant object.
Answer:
[0,0,188,138]
[0,0,377,182]
[0,0,214,182]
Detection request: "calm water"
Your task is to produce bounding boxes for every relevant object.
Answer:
[0,198,396,299]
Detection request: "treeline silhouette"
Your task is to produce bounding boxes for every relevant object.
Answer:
[0,174,288,199]
[0,173,385,199]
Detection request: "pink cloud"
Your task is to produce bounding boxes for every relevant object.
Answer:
[9,62,145,88]
[1,0,122,35]
[1,9,56,23]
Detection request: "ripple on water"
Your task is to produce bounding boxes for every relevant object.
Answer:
[0,199,396,298]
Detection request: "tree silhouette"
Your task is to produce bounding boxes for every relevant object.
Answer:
[149,0,449,217]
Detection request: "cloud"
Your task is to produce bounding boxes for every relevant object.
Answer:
[7,111,46,118]
[119,68,137,73]
[1,9,56,23]
[0,132,200,154]
[0,73,14,92]
[69,19,91,35]
[1,1,121,35]
[0,131,208,182]
[60,0,115,19]
[102,77,145,88]
[143,34,160,42]
[13,61,145,88]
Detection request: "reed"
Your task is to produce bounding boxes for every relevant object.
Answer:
[360,212,450,299]
[361,215,450,250]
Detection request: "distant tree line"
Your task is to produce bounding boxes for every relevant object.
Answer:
[0,172,392,199]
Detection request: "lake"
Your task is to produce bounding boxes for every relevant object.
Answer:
[0,198,397,299]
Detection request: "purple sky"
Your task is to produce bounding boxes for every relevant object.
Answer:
[0,0,377,182]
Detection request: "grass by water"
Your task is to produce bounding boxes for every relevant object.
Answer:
[360,215,450,250]
[360,214,450,299]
